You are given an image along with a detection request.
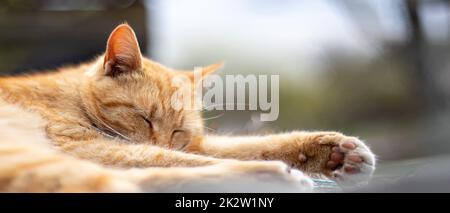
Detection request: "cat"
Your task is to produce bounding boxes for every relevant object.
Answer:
[0,23,375,192]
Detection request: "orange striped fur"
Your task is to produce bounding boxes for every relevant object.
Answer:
[0,24,375,192]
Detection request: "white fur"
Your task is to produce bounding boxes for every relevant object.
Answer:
[333,137,376,187]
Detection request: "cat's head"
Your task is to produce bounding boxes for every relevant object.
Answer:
[81,24,221,149]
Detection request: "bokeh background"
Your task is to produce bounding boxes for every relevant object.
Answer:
[1,0,449,191]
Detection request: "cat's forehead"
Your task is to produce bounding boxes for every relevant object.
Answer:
[142,58,176,74]
[140,58,190,89]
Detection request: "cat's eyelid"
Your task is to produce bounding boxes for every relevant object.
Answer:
[141,115,153,128]
[134,108,153,119]
[171,129,185,139]
[142,115,151,121]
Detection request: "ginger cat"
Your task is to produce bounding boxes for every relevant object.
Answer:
[0,24,375,192]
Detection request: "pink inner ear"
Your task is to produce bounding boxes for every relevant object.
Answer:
[104,24,142,76]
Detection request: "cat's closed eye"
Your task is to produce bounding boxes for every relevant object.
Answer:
[171,129,184,138]
[141,115,153,129]
[170,129,189,150]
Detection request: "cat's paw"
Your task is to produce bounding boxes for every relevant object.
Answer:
[317,135,376,186]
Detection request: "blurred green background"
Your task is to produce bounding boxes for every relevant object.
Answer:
[1,0,450,188]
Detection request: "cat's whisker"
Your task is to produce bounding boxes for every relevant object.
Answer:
[203,126,216,132]
[202,103,252,111]
[202,113,224,121]
[84,109,131,141]
[184,123,216,132]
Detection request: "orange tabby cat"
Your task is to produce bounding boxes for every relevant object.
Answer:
[0,24,375,192]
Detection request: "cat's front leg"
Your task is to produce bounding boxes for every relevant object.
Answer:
[132,160,314,192]
[198,132,376,185]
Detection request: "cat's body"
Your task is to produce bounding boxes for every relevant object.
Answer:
[0,24,375,192]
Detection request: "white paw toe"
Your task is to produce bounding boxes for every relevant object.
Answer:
[334,137,376,186]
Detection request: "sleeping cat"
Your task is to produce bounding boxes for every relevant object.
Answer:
[0,24,375,192]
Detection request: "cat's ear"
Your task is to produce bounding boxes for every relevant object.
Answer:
[103,24,142,77]
[187,62,224,81]
[201,62,223,77]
